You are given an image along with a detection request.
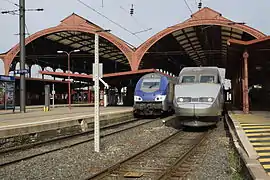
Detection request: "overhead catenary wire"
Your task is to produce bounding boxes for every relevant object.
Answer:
[119,6,152,35]
[1,0,19,6]
[76,0,143,41]
[183,0,193,14]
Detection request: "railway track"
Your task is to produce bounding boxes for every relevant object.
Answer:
[87,128,211,180]
[0,117,163,167]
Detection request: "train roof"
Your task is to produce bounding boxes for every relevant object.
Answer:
[179,67,220,75]
[140,72,177,82]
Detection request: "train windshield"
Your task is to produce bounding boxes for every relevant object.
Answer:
[141,78,160,90]
[181,76,195,83]
[200,75,215,83]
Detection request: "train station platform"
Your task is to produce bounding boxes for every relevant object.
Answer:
[228,111,270,179]
[0,106,133,148]
[0,103,94,114]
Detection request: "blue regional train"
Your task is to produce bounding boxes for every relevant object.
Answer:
[133,73,177,117]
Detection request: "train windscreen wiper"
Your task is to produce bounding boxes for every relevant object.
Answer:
[149,83,158,88]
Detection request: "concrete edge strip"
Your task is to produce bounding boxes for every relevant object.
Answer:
[0,110,133,130]
[226,113,270,180]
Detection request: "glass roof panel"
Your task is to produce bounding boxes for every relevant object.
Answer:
[232,28,243,35]
[221,26,231,31]
[172,30,183,37]
[57,32,70,37]
[185,47,193,51]
[108,52,118,56]
[221,31,231,36]
[81,47,90,51]
[46,34,62,41]
[182,43,191,48]
[102,54,110,58]
[189,37,198,42]
[231,33,242,39]
[70,43,82,48]
[184,27,194,33]
[70,37,81,41]
[179,39,189,45]
[192,41,199,45]
[187,32,196,37]
[58,39,73,45]
[176,35,186,41]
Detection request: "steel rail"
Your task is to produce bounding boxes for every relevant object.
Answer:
[87,128,212,179]
[0,117,159,166]
[157,130,210,179]
[86,131,183,180]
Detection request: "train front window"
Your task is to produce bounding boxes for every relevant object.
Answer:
[181,76,195,83]
[141,78,160,90]
[200,76,215,83]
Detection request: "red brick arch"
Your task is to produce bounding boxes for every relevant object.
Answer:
[4,16,134,74]
[133,8,266,70]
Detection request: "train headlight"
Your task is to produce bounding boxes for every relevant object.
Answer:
[207,97,214,102]
[155,95,166,101]
[176,97,191,103]
[199,97,214,102]
[178,98,184,102]
[134,96,142,102]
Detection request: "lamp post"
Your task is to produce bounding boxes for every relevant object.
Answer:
[57,49,80,110]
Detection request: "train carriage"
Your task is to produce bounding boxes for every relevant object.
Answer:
[133,73,177,117]
[173,67,225,127]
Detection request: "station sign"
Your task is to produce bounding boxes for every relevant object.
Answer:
[92,63,103,81]
[14,69,29,74]
[0,75,15,81]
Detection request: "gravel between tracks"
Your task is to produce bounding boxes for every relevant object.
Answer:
[0,119,178,180]
[185,120,236,180]
[0,119,151,165]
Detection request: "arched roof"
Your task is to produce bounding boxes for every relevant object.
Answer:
[133,7,266,70]
[3,13,134,74]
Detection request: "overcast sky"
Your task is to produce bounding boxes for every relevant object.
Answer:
[0,0,269,74]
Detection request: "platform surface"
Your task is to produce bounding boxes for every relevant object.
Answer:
[229,111,270,176]
[0,106,133,130]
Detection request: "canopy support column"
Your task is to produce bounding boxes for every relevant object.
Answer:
[242,51,249,114]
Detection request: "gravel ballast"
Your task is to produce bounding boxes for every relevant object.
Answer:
[185,120,244,180]
[1,118,244,180]
[1,119,178,180]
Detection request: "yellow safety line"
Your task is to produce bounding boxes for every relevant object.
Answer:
[262,164,270,169]
[240,123,267,126]
[257,152,270,156]
[252,142,270,146]
[246,133,270,137]
[255,147,270,151]
[259,158,270,163]
[245,129,270,133]
[249,137,270,141]
[242,126,270,129]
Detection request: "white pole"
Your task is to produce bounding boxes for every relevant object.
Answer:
[98,78,109,107]
[104,89,107,107]
[94,33,100,152]
[52,84,55,108]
